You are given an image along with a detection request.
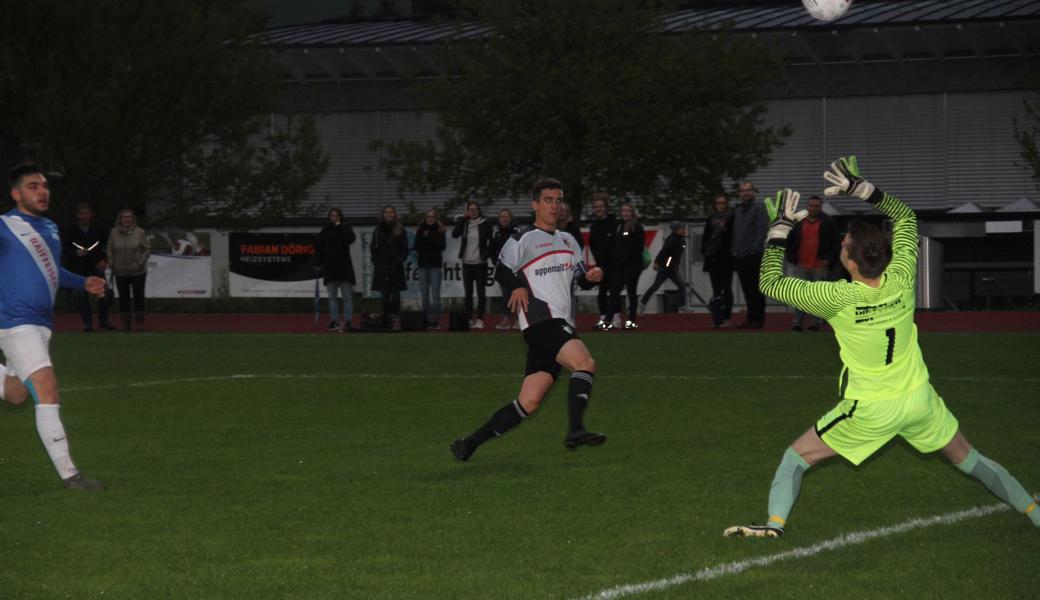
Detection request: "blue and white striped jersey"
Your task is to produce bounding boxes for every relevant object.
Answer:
[1,209,87,329]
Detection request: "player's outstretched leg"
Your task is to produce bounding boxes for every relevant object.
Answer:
[451,398,528,462]
[726,429,833,537]
[451,372,553,462]
[945,431,1039,527]
[724,447,808,538]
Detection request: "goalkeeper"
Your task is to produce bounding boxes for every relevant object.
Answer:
[725,156,1039,537]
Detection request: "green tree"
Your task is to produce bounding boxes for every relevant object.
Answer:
[0,0,327,227]
[375,0,787,217]
[1014,90,1040,193]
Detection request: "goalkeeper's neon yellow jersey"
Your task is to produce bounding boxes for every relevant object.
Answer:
[760,192,929,401]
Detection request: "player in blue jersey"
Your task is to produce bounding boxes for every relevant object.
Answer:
[1,163,107,491]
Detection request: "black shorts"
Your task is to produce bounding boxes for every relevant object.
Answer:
[523,318,579,379]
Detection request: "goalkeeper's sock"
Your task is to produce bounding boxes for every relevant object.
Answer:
[567,371,594,433]
[467,398,528,449]
[956,449,1040,527]
[36,404,79,480]
[766,447,810,530]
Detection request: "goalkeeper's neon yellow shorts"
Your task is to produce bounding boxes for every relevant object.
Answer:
[815,382,959,465]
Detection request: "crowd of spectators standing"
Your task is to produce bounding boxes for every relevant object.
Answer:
[308,187,843,333]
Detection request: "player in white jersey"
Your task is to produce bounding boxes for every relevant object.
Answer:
[1,163,107,491]
[451,178,607,461]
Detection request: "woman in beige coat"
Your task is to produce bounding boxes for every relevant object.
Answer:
[107,209,151,331]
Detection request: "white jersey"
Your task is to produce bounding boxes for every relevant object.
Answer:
[498,226,585,330]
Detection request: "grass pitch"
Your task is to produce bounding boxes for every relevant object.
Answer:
[2,330,1038,598]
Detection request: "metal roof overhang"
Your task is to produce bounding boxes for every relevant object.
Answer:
[260,0,1040,83]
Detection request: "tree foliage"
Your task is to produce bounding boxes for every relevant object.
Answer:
[1014,91,1040,193]
[376,0,788,217]
[0,0,327,227]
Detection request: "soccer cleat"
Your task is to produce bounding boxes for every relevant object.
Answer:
[792,325,803,332]
[723,524,783,538]
[807,324,820,332]
[564,430,607,450]
[62,473,106,492]
[623,320,638,330]
[327,321,339,331]
[495,319,511,330]
[472,319,484,330]
[611,316,623,329]
[451,438,475,462]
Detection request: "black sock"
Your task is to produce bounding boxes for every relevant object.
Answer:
[468,399,528,448]
[568,371,594,433]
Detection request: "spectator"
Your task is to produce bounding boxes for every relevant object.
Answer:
[702,193,735,328]
[587,192,617,330]
[62,202,114,331]
[731,181,768,328]
[490,208,519,330]
[316,208,357,332]
[370,205,408,318]
[608,202,645,330]
[638,221,687,314]
[785,195,839,331]
[452,201,492,329]
[557,202,584,250]
[107,208,150,332]
[413,207,447,330]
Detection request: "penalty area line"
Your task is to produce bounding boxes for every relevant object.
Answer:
[576,502,1008,600]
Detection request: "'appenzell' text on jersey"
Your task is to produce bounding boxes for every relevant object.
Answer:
[0,209,87,329]
[498,227,584,330]
[760,193,928,401]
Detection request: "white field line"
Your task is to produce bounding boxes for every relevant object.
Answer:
[578,502,1009,600]
[61,373,1039,393]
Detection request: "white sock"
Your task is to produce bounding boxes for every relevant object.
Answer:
[35,404,79,480]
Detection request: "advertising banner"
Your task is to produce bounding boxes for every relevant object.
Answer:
[145,254,212,297]
[229,233,319,297]
[142,230,213,298]
[225,226,669,300]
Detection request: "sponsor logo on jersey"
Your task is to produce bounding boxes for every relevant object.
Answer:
[532,261,572,277]
[562,324,573,334]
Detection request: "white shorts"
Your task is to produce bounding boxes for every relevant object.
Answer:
[0,324,53,381]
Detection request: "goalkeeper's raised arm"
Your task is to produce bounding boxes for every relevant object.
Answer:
[822,155,918,289]
[758,189,846,320]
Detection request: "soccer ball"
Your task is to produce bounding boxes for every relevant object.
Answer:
[802,0,852,22]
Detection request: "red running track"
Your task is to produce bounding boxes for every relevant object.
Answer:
[52,311,1040,334]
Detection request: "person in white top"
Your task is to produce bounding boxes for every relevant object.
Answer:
[451,178,607,462]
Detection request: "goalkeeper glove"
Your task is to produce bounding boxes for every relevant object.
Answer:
[764,188,808,243]
[823,155,877,201]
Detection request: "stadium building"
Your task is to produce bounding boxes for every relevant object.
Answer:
[252,0,1040,309]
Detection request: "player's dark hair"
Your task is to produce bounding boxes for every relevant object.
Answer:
[531,177,563,201]
[8,162,45,190]
[808,195,823,203]
[328,208,342,220]
[846,220,891,279]
[465,200,482,217]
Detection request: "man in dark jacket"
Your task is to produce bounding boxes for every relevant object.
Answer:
[638,221,687,313]
[62,203,114,331]
[587,193,617,330]
[784,195,839,331]
[316,208,357,331]
[731,181,768,328]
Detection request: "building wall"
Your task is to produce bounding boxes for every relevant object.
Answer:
[280,88,1039,218]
